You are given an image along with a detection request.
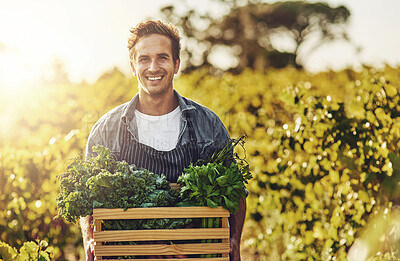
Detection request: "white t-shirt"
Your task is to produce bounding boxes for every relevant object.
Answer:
[135,106,182,151]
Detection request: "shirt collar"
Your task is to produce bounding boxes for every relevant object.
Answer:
[121,90,195,125]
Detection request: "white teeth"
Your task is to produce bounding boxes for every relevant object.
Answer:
[147,76,162,81]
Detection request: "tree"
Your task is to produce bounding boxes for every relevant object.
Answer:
[159,0,351,73]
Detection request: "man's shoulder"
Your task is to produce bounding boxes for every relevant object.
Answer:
[180,95,220,120]
[86,101,131,158]
[179,95,228,138]
[93,101,130,128]
[179,95,230,158]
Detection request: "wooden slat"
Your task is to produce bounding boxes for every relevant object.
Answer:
[93,207,229,220]
[95,219,103,260]
[222,217,229,229]
[94,243,230,256]
[221,217,230,258]
[99,257,229,261]
[94,220,102,232]
[94,228,229,242]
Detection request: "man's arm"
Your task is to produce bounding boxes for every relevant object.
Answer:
[229,197,246,261]
[80,215,94,261]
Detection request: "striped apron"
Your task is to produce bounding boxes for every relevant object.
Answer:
[119,118,200,182]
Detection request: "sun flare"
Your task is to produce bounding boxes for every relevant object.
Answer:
[0,51,39,96]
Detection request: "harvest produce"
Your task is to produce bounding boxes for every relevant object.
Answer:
[55,145,190,229]
[56,136,251,236]
[177,135,252,258]
[178,135,252,214]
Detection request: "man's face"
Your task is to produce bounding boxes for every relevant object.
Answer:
[131,34,180,97]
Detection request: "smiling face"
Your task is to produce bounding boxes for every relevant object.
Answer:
[130,34,180,98]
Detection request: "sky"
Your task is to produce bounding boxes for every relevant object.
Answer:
[0,0,399,90]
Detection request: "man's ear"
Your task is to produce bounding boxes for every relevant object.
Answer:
[130,60,137,77]
[174,58,181,74]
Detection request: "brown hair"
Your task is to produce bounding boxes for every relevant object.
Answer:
[127,20,181,63]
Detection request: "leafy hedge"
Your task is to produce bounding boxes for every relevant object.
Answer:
[243,68,400,260]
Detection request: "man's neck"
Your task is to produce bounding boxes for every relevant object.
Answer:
[137,88,178,116]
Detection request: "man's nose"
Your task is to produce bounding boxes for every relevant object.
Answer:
[148,59,159,71]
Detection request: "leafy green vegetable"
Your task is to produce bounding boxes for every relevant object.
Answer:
[177,135,252,214]
[56,136,251,234]
[176,135,252,258]
[56,145,190,229]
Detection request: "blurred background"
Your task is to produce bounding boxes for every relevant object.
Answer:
[1,0,400,260]
[1,0,399,85]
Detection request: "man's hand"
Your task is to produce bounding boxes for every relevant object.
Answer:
[85,239,95,261]
[229,198,246,261]
[80,215,95,261]
[230,238,241,261]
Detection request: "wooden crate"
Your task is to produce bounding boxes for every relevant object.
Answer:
[93,206,230,260]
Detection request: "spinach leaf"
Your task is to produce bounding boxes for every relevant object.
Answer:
[177,135,252,214]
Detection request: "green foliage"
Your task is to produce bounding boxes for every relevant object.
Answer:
[0,241,17,261]
[178,162,250,213]
[0,240,54,261]
[56,145,190,229]
[240,68,400,260]
[178,136,252,213]
[0,143,82,259]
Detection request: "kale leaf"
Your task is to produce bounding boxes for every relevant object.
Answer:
[56,145,190,229]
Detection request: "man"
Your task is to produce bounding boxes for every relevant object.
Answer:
[81,20,246,261]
